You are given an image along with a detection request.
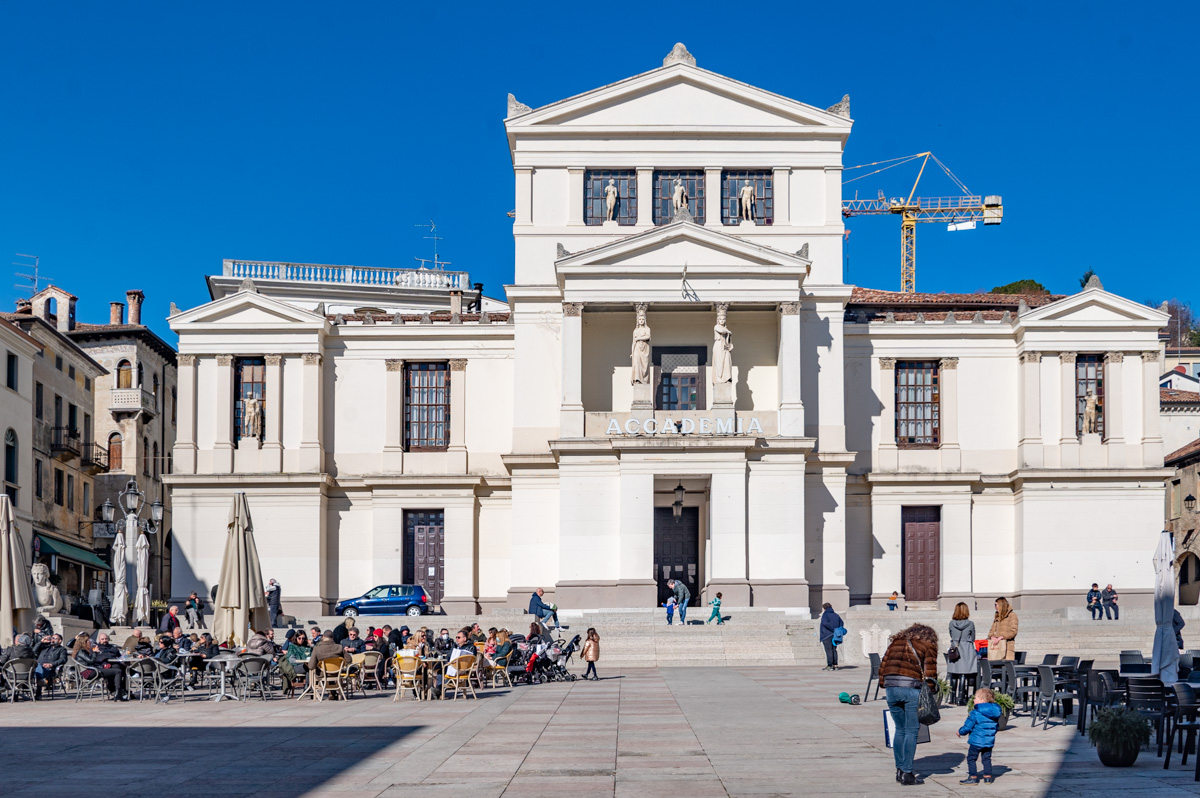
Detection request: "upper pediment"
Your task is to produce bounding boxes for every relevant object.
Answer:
[170,290,328,331]
[1022,287,1169,327]
[506,63,851,137]
[557,221,810,273]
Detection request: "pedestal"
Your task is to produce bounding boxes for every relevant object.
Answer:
[47,615,96,640]
[238,436,262,450]
[630,383,654,418]
[712,383,735,427]
[739,219,755,228]
[1080,433,1105,468]
[602,220,619,230]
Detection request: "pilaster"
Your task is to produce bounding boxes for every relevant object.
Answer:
[383,359,405,472]
[559,303,584,437]
[777,302,804,436]
[1059,353,1079,468]
[439,493,479,614]
[213,354,234,473]
[514,166,533,225]
[708,466,749,605]
[448,358,468,473]
[772,166,790,225]
[704,167,723,228]
[940,357,960,471]
[1141,351,1164,465]
[1104,352,1125,466]
[1020,351,1043,467]
[262,354,283,472]
[174,354,197,474]
[567,167,585,226]
[878,357,898,471]
[299,353,323,473]
[636,168,654,227]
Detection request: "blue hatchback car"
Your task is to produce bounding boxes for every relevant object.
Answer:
[334,584,430,617]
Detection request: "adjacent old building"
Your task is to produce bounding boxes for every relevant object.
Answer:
[1166,438,1199,605]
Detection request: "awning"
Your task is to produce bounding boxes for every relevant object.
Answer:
[35,535,111,571]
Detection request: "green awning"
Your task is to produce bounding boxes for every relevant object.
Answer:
[35,535,111,571]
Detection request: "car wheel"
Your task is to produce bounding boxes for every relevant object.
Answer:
[341,607,358,617]
[406,606,422,617]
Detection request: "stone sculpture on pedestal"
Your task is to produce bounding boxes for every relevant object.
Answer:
[672,179,689,216]
[243,397,262,439]
[712,304,733,385]
[1083,390,1099,435]
[631,304,652,385]
[738,181,756,222]
[31,563,65,616]
[604,179,619,222]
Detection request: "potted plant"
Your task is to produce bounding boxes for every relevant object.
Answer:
[968,692,1016,730]
[1087,707,1151,767]
[935,678,952,706]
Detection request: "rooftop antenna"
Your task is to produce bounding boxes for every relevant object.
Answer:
[414,220,450,271]
[13,254,52,298]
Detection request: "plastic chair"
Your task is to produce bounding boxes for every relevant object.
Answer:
[1040,654,1059,666]
[1127,676,1168,757]
[314,657,348,701]
[1014,651,1027,665]
[359,650,384,691]
[1031,665,1075,729]
[234,657,272,701]
[1163,683,1199,773]
[1058,656,1080,670]
[866,653,882,701]
[1120,650,1146,665]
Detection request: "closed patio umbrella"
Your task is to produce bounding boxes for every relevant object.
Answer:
[133,531,150,625]
[213,493,268,647]
[1151,529,1179,685]
[109,530,128,626]
[0,495,34,646]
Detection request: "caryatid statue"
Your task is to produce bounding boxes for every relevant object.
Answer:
[672,178,689,216]
[631,304,652,385]
[604,179,619,221]
[712,303,734,384]
[738,180,756,222]
[1083,390,1099,434]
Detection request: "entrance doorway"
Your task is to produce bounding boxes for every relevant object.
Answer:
[901,506,941,602]
[654,507,700,606]
[403,510,445,605]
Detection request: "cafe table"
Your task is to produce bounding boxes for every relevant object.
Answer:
[206,653,243,702]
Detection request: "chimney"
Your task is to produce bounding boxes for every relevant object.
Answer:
[126,290,144,325]
[110,302,125,325]
[449,289,463,317]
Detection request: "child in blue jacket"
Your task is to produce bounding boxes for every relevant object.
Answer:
[957,687,1002,783]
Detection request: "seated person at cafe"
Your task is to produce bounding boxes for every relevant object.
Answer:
[2,632,36,664]
[309,630,350,669]
[342,627,366,654]
[457,627,479,655]
[491,630,513,667]
[171,627,191,651]
[79,632,128,700]
[33,633,67,699]
[332,617,355,644]
[469,624,486,645]
[122,629,152,656]
[153,635,178,665]
[434,628,453,655]
[437,630,476,689]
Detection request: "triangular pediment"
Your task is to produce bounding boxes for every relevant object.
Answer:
[170,290,327,330]
[557,222,810,272]
[1023,288,1169,326]
[507,64,850,132]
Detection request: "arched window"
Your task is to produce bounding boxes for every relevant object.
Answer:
[152,442,159,479]
[137,363,144,388]
[4,429,17,503]
[142,438,149,476]
[108,433,123,471]
[116,360,133,390]
[152,374,159,409]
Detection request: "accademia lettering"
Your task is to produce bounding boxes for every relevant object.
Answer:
[604,416,764,436]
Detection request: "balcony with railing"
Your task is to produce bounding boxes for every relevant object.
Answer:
[82,443,109,474]
[51,427,81,460]
[109,388,157,418]
[222,259,472,292]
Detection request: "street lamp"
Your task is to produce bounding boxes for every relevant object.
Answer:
[119,479,144,518]
[100,499,115,524]
[1186,494,1197,513]
[150,499,164,529]
[672,482,686,521]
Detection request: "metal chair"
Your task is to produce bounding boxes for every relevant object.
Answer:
[67,658,107,702]
[866,653,882,701]
[1163,683,1199,773]
[1040,654,1059,666]
[1058,656,1080,670]
[1127,676,1168,757]
[233,657,272,701]
[128,659,160,702]
[2,658,37,702]
[1031,665,1075,729]
[152,659,186,700]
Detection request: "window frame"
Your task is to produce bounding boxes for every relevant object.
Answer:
[108,433,124,472]
[1075,354,1105,438]
[404,362,451,452]
[116,360,133,389]
[234,356,266,442]
[721,170,774,225]
[895,360,941,448]
[652,346,708,411]
[34,459,42,500]
[653,170,706,225]
[5,352,17,391]
[67,473,75,512]
[584,169,638,226]
[53,468,64,507]
[4,429,17,503]
[34,382,42,420]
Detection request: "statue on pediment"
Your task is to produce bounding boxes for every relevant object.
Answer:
[604,179,619,222]
[712,304,733,384]
[738,181,756,222]
[672,179,689,216]
[631,304,652,385]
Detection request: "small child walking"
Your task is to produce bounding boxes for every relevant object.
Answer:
[957,687,1002,784]
[706,592,724,625]
[581,628,600,681]
[664,596,676,625]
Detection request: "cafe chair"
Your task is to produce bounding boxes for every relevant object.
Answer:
[442,655,477,701]
[1,658,37,702]
[314,657,349,702]
[1031,665,1075,729]
[392,655,422,701]
[1163,683,1199,773]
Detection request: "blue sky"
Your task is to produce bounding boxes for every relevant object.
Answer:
[1,2,1194,343]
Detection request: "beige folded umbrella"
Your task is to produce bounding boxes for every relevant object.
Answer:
[0,495,34,646]
[213,493,269,647]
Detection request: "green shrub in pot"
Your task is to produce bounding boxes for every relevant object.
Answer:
[1087,707,1151,767]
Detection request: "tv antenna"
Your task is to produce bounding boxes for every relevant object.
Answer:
[414,220,450,270]
[13,254,52,298]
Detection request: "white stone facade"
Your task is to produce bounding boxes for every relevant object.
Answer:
[167,50,1170,616]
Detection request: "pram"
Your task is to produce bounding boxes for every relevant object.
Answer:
[538,634,581,682]
[506,633,580,684]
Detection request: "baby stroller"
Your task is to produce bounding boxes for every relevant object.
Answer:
[539,634,581,682]
[506,635,536,685]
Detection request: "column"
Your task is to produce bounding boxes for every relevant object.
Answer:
[559,303,584,437]
[878,358,897,470]
[448,358,468,473]
[704,167,723,228]
[940,357,961,470]
[1058,353,1079,467]
[747,457,807,607]
[212,355,234,473]
[514,166,533,225]
[298,353,322,472]
[567,167,584,226]
[777,302,804,435]
[262,354,283,472]
[817,468,848,610]
[815,301,846,451]
[1019,351,1042,467]
[636,168,654,226]
[1104,353,1125,466]
[174,354,197,474]
[382,359,404,472]
[772,166,790,226]
[708,467,750,605]
[440,494,478,614]
[1141,351,1164,465]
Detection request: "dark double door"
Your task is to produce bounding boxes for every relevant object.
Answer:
[404,510,445,605]
[902,506,941,602]
[654,507,700,606]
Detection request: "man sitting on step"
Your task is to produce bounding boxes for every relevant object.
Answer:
[529,588,564,631]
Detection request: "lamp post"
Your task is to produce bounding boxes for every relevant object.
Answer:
[116,479,159,624]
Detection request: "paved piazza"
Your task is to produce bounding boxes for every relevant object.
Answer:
[1,667,1193,797]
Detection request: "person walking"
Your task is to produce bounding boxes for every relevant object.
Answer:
[1174,608,1185,650]
[664,595,676,625]
[880,624,940,786]
[706,592,724,625]
[957,687,1001,784]
[987,597,1019,661]
[819,603,843,670]
[1086,583,1102,620]
[668,579,690,626]
[1101,584,1119,620]
[265,578,282,628]
[581,628,600,681]
[947,602,978,705]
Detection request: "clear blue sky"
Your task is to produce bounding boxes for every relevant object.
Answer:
[1,2,1195,343]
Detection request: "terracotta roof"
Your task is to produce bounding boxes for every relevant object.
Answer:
[1166,437,1200,466]
[849,287,1064,309]
[1162,388,1200,404]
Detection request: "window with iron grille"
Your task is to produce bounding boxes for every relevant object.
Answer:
[234,357,266,441]
[584,170,637,226]
[4,429,16,504]
[405,363,450,451]
[653,170,705,225]
[721,170,773,225]
[654,347,706,411]
[895,360,940,447]
[1075,354,1105,437]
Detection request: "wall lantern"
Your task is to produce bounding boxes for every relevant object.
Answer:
[1186,494,1197,513]
[672,482,686,521]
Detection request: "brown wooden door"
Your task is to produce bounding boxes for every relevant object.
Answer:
[902,506,941,602]
[404,510,445,605]
[653,507,700,606]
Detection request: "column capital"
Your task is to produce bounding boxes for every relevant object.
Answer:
[562,302,583,318]
[449,358,468,372]
[264,354,282,367]
[779,301,800,315]
[302,353,322,366]
[1142,350,1160,362]
[1104,352,1124,363]
[1059,352,1076,364]
[879,357,896,370]
[177,354,196,367]
[939,357,959,370]
[385,359,405,372]
[1020,351,1042,364]
[216,355,233,367]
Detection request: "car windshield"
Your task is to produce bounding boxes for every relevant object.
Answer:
[365,587,387,598]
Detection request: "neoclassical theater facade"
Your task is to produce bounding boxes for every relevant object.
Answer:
[167,46,1170,617]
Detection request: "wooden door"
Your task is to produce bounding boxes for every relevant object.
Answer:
[653,507,700,606]
[902,506,941,602]
[404,510,445,605]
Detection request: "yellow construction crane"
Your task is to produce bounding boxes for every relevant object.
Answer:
[841,152,1003,293]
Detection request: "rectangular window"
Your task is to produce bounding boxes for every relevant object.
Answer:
[34,460,42,500]
[82,481,90,516]
[1173,480,1183,518]
[68,404,78,435]
[654,347,706,411]
[5,352,16,390]
[55,355,63,371]
[234,357,266,440]
[85,377,91,392]
[68,365,76,380]
[896,360,940,447]
[653,170,706,225]
[1076,354,1105,437]
[584,170,638,226]
[34,382,42,420]
[67,474,75,512]
[404,362,450,450]
[721,170,773,225]
[54,468,64,506]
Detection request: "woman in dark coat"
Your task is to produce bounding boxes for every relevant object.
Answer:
[946,602,978,705]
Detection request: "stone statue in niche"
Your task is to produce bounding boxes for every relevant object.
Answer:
[672,179,689,216]
[631,304,652,385]
[243,397,263,439]
[712,304,733,384]
[32,563,66,615]
[738,180,756,222]
[604,179,619,221]
[1083,390,1099,435]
